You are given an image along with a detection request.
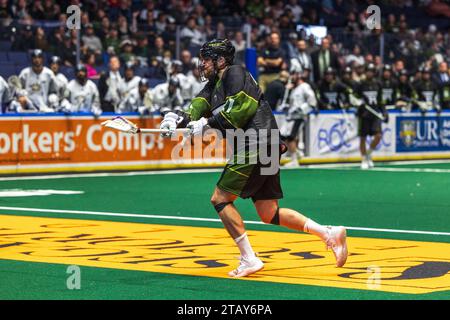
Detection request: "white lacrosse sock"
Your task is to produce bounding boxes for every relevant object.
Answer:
[367,148,373,158]
[234,232,256,260]
[303,219,328,241]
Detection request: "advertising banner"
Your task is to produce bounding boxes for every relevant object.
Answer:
[306,112,395,159]
[0,115,225,173]
[396,115,450,152]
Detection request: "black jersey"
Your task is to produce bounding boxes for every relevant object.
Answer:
[414,80,440,105]
[379,78,398,106]
[316,80,348,110]
[437,81,450,109]
[182,65,279,140]
[396,81,415,102]
[355,78,384,118]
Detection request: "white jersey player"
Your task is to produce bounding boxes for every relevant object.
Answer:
[48,56,69,111]
[169,60,193,106]
[118,79,153,114]
[61,64,101,115]
[18,49,58,112]
[120,62,142,102]
[152,77,184,113]
[281,73,317,167]
[0,75,11,114]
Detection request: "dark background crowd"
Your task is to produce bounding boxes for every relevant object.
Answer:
[0,0,449,113]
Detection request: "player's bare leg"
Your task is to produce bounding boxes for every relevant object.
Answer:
[285,138,300,167]
[210,187,264,277]
[359,136,369,169]
[367,133,382,168]
[254,199,348,267]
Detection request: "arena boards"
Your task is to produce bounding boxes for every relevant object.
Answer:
[1,214,449,295]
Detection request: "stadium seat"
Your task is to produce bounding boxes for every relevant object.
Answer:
[0,65,17,78]
[0,52,8,62]
[60,66,75,80]
[8,51,29,64]
[148,78,166,88]
[0,41,11,51]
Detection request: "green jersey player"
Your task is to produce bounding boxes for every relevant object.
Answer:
[159,39,348,277]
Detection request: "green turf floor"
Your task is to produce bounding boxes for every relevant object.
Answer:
[1,162,450,299]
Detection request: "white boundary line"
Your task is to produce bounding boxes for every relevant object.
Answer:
[2,160,450,181]
[0,168,223,181]
[0,206,449,236]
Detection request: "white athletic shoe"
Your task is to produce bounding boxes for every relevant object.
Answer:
[361,159,369,170]
[228,256,264,278]
[368,158,374,168]
[284,159,300,168]
[325,226,348,267]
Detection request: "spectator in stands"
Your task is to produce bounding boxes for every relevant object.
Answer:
[345,44,364,68]
[104,28,120,56]
[284,32,299,61]
[119,39,137,65]
[134,34,149,67]
[12,0,30,19]
[58,33,77,67]
[180,50,193,75]
[257,32,285,93]
[98,55,124,112]
[180,16,206,48]
[231,31,246,66]
[265,70,290,111]
[312,37,340,82]
[149,36,166,61]
[12,25,34,51]
[84,52,99,80]
[82,24,103,56]
[286,0,303,22]
[34,27,49,52]
[290,39,313,75]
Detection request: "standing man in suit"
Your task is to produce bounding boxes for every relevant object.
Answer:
[311,37,339,83]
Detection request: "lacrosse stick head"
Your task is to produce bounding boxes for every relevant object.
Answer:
[101,116,139,134]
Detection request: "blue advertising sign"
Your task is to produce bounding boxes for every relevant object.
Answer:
[396,116,450,152]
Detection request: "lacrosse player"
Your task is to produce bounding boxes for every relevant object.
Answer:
[48,56,69,111]
[281,71,317,167]
[159,39,348,277]
[354,63,388,169]
[413,67,441,114]
[0,75,11,114]
[61,64,101,115]
[120,62,142,103]
[18,49,58,112]
[117,78,153,114]
[152,77,184,113]
[316,67,348,110]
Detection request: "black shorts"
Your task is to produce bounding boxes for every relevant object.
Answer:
[358,116,382,137]
[217,152,284,201]
[281,119,303,141]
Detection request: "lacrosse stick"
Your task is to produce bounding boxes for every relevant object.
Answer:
[364,104,386,121]
[101,116,191,135]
